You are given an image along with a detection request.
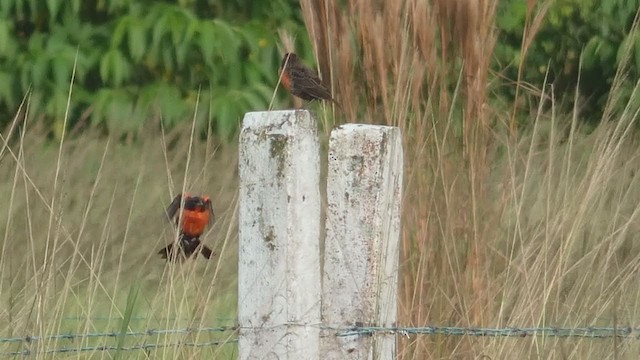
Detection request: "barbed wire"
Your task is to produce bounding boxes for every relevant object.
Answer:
[3,324,640,356]
[0,326,235,344]
[2,339,238,356]
[330,325,640,339]
[61,316,238,322]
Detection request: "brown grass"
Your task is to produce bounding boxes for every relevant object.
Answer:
[299,0,640,358]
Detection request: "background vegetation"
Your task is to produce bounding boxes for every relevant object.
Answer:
[1,0,640,136]
[0,0,312,138]
[2,0,640,358]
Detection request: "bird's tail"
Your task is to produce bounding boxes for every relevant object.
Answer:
[200,245,214,259]
[159,237,214,261]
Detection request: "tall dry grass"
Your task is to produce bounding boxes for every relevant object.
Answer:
[3,0,640,358]
[0,97,239,357]
[300,0,640,358]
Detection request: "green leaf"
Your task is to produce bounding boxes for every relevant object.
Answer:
[145,82,189,126]
[0,18,16,57]
[214,19,241,61]
[112,53,131,86]
[244,89,267,110]
[175,41,188,68]
[601,0,615,16]
[52,55,72,88]
[31,57,49,88]
[213,97,233,137]
[496,1,526,32]
[100,49,131,86]
[111,15,131,48]
[253,82,276,101]
[185,17,199,44]
[90,89,112,125]
[582,36,601,69]
[46,90,71,124]
[71,0,81,14]
[198,21,218,68]
[151,11,168,51]
[46,0,61,20]
[168,10,186,47]
[128,21,147,61]
[0,71,15,108]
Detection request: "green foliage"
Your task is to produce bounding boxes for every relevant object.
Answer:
[0,0,308,137]
[495,0,640,122]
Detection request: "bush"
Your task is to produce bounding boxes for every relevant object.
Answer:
[0,0,308,138]
[495,0,640,123]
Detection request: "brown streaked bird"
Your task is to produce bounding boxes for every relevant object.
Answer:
[279,52,339,106]
[158,193,214,261]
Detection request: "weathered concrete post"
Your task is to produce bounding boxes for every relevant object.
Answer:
[321,124,403,359]
[238,110,321,360]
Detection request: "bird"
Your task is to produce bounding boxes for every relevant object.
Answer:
[158,193,214,261]
[279,52,340,107]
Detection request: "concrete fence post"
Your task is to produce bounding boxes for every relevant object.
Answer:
[238,110,321,360]
[321,124,403,359]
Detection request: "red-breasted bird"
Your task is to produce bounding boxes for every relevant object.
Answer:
[158,193,214,261]
[279,52,340,106]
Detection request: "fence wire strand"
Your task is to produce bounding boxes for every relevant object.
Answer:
[330,325,640,339]
[0,326,235,344]
[3,324,640,356]
[3,339,238,356]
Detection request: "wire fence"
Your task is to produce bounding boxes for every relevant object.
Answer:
[1,325,238,356]
[335,325,640,339]
[0,327,235,344]
[3,340,237,356]
[3,323,640,356]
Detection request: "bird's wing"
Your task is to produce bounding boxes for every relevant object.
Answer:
[291,67,333,100]
[165,193,183,222]
[204,197,215,225]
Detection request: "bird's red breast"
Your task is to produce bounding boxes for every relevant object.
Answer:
[165,193,214,238]
[180,208,210,238]
[280,67,293,92]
